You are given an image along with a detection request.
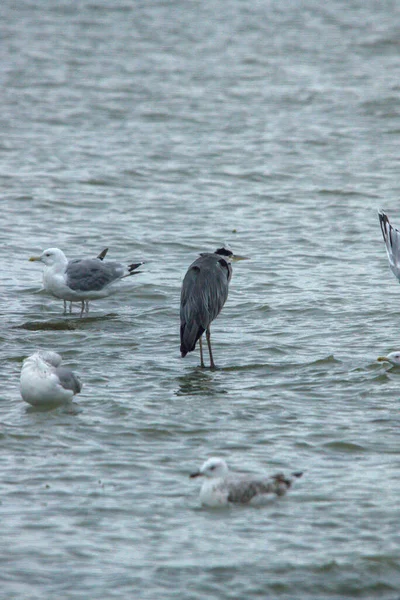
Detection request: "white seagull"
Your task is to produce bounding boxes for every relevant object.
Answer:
[20,351,82,407]
[30,247,143,316]
[190,457,302,507]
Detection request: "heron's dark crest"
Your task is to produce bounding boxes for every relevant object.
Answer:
[215,247,233,257]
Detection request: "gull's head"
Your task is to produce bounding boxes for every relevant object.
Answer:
[190,457,229,479]
[377,352,400,366]
[38,350,63,367]
[215,247,249,262]
[22,351,61,372]
[29,248,67,267]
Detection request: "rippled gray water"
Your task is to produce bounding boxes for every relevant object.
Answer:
[2,0,400,598]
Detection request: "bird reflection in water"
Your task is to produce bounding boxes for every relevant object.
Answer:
[175,369,228,397]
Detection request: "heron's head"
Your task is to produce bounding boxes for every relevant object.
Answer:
[29,248,67,267]
[190,457,229,479]
[377,352,400,366]
[215,247,248,262]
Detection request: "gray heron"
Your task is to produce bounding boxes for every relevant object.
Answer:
[180,247,247,369]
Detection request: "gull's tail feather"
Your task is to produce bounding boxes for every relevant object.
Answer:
[274,471,303,487]
[97,248,109,261]
[272,471,303,495]
[124,262,144,277]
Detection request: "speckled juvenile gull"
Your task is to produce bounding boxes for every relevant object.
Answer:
[20,351,82,407]
[379,210,400,282]
[30,247,143,316]
[377,352,400,366]
[190,457,303,507]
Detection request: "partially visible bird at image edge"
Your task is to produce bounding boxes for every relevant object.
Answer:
[378,210,400,282]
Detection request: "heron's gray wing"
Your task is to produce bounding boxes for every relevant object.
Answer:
[379,211,400,280]
[181,255,230,326]
[55,366,82,394]
[66,259,124,291]
[180,254,231,355]
[180,265,205,355]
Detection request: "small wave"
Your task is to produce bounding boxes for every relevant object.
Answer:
[323,441,366,452]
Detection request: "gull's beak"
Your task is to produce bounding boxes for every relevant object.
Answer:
[231,254,249,262]
[189,470,203,479]
[29,256,41,262]
[377,356,389,362]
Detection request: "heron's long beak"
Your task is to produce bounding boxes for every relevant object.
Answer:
[29,256,41,262]
[189,470,203,478]
[231,255,249,262]
[377,356,389,362]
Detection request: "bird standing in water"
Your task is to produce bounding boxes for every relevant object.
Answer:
[29,247,143,316]
[180,247,247,369]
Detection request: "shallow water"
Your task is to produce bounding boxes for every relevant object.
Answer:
[2,0,400,598]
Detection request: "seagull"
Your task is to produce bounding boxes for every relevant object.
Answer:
[378,210,400,282]
[20,351,82,407]
[29,247,143,316]
[190,457,303,507]
[180,247,248,369]
[377,352,400,366]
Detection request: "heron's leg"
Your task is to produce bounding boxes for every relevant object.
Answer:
[63,300,67,314]
[79,301,85,318]
[199,336,205,368]
[69,302,73,313]
[85,301,89,313]
[206,327,216,369]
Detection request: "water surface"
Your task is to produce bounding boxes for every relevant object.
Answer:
[2,1,400,598]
